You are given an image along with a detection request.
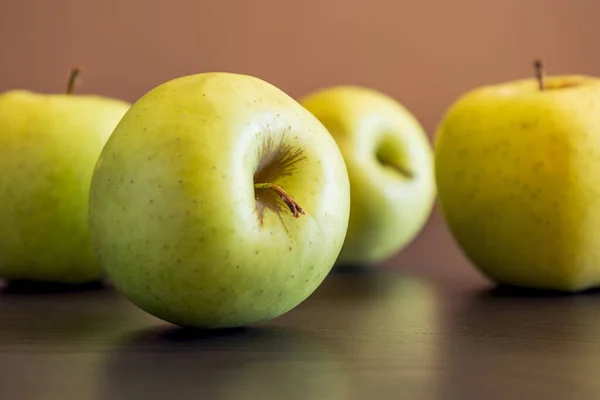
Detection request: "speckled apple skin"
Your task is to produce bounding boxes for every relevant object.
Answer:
[89,72,350,328]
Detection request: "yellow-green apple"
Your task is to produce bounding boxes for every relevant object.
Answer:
[300,86,436,266]
[0,68,130,284]
[89,72,351,328]
[434,60,600,291]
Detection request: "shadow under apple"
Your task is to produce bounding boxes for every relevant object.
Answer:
[97,324,349,400]
[0,279,106,295]
[480,283,600,299]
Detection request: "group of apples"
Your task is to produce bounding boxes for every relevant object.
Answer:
[2,61,600,329]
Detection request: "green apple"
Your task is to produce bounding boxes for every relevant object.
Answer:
[0,68,130,284]
[89,72,350,328]
[299,86,436,266]
[434,61,600,291]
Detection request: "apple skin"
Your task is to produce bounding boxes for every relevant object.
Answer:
[89,72,351,328]
[299,86,436,266]
[0,90,130,284]
[435,75,600,292]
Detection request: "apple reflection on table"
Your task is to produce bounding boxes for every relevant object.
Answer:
[98,325,349,400]
[296,269,444,398]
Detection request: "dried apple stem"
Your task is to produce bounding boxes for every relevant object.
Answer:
[66,67,81,94]
[254,183,305,218]
[534,59,545,91]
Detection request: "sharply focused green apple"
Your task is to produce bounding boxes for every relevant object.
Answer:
[89,72,350,328]
[0,69,130,284]
[435,61,600,291]
[300,86,436,266]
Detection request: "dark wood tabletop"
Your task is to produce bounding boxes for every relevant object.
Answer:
[2,228,600,400]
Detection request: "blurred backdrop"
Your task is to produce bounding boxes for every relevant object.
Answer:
[1,0,598,284]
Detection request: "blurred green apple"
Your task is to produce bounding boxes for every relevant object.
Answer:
[0,68,130,284]
[434,61,600,291]
[89,72,350,328]
[300,86,436,266]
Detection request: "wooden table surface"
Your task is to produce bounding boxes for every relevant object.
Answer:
[2,258,600,400]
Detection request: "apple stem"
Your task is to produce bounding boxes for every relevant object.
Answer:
[534,59,545,91]
[254,183,305,218]
[66,67,81,94]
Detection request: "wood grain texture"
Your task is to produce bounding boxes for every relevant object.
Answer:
[1,267,600,400]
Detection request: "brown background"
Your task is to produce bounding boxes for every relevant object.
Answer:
[1,0,598,283]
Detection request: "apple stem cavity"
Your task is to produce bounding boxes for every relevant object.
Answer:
[254,183,305,218]
[387,162,414,179]
[66,67,82,95]
[534,59,545,91]
[375,149,414,179]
